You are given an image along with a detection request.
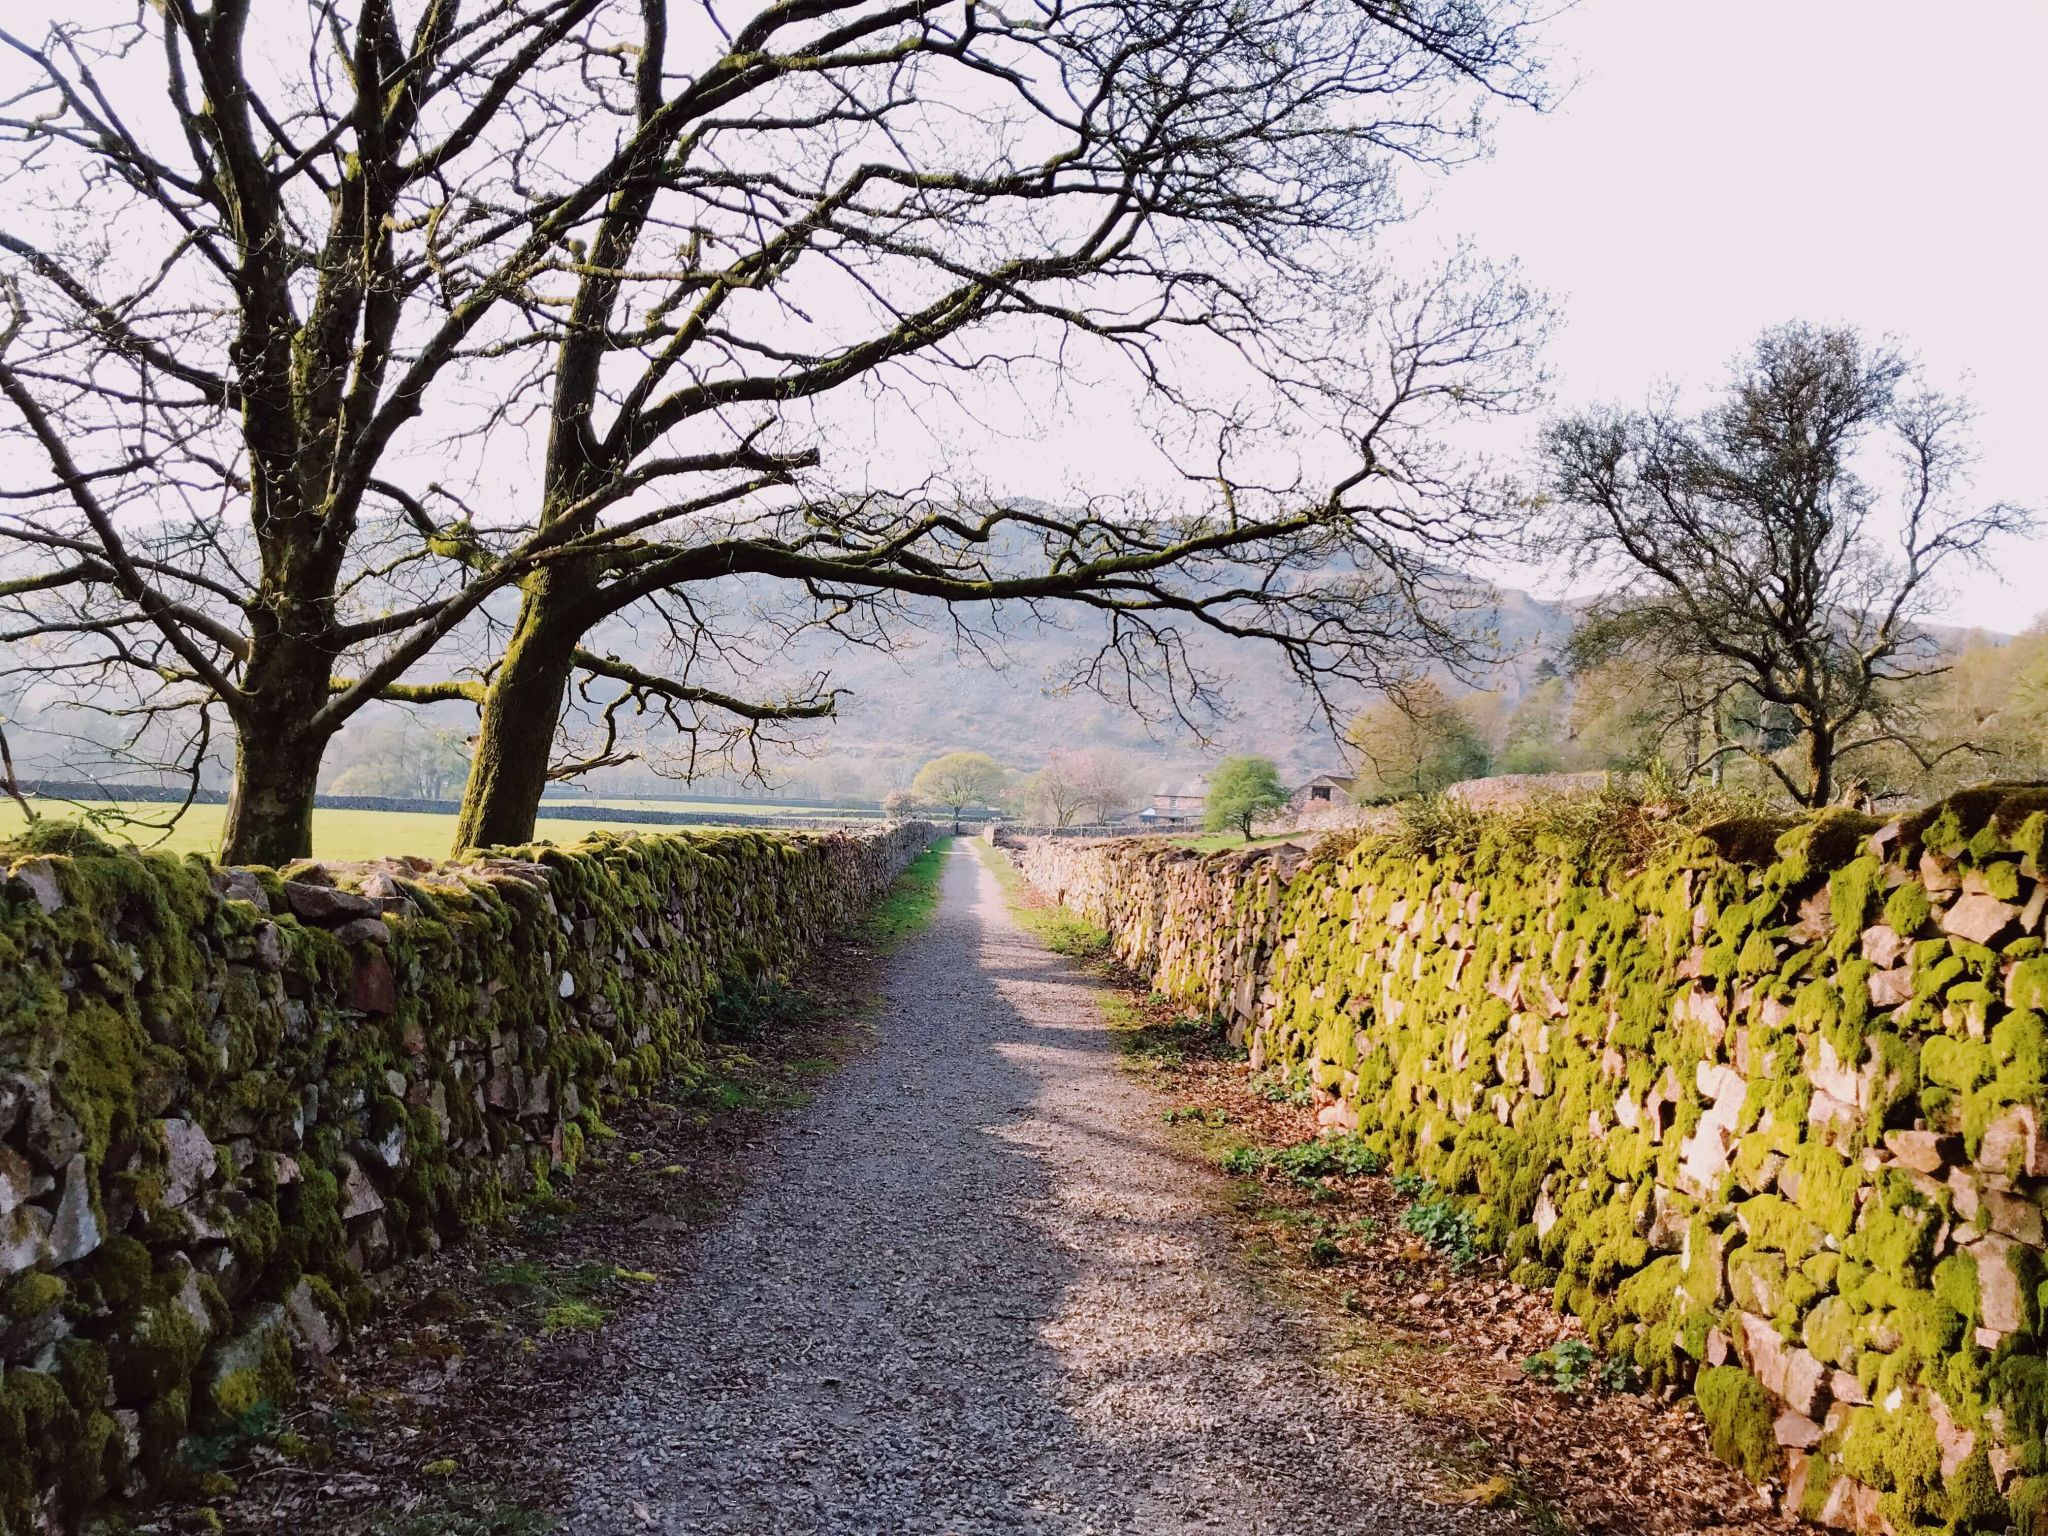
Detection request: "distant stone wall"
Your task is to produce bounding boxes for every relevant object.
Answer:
[1012,789,2048,1534]
[0,821,931,1530]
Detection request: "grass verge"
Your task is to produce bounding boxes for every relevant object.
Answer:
[969,836,1112,958]
[862,835,952,948]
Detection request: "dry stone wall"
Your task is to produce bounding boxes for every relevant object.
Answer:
[0,820,931,1531]
[1013,790,2048,1535]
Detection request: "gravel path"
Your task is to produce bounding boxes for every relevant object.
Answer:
[561,843,1504,1535]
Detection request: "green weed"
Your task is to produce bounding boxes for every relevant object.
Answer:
[368,1486,558,1536]
[1401,1193,1479,1268]
[1217,1133,1383,1188]
[1522,1338,1638,1396]
[864,839,950,948]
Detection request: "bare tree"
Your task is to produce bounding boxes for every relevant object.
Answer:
[0,2,697,862]
[1026,750,1092,828]
[1076,751,1144,823]
[424,0,1559,847]
[1542,323,2035,808]
[0,0,1553,863]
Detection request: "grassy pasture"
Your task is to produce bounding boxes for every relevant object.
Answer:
[0,798,760,863]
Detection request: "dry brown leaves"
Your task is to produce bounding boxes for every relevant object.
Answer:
[1111,981,1804,1536]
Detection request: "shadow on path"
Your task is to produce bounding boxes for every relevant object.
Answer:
[560,845,1501,1536]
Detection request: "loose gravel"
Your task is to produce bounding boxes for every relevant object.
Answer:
[560,844,1507,1535]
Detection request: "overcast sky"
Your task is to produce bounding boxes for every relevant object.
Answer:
[1418,1,2048,632]
[954,0,2048,634]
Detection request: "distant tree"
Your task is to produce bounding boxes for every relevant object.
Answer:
[1871,618,2048,801]
[1077,753,1146,824]
[326,718,472,802]
[1495,676,1572,774]
[881,789,917,822]
[1027,751,1093,829]
[1543,323,2035,807]
[912,752,1007,833]
[1346,681,1491,801]
[1204,757,1290,842]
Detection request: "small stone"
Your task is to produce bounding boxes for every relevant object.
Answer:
[1983,1188,2046,1247]
[330,916,392,946]
[0,1203,53,1276]
[159,1118,218,1207]
[1830,1369,1868,1407]
[1867,966,1912,1008]
[47,1155,101,1265]
[281,880,381,925]
[1817,1475,1886,1534]
[8,857,65,913]
[1942,892,2019,946]
[1811,1036,1875,1110]
[1965,1233,2027,1334]
[1881,1129,1954,1175]
[1979,1105,2048,1178]
[349,949,397,1016]
[1929,1389,1977,1479]
[1774,1411,1823,1449]
[1736,1311,1828,1418]
[1920,851,1959,894]
[0,1144,32,1218]
[1860,922,1908,967]
[558,970,576,999]
[336,1155,384,1221]
[19,1077,83,1167]
[357,871,417,915]
[213,868,271,912]
[284,1276,344,1358]
[252,922,286,970]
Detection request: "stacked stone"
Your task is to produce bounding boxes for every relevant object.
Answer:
[0,821,932,1530]
[1012,789,2048,1535]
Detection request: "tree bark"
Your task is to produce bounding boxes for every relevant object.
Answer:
[218,621,342,864]
[220,726,330,867]
[1803,723,1834,809]
[452,595,580,850]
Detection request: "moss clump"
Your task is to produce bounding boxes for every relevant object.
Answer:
[1947,1447,2005,1528]
[1842,1394,1946,1528]
[1695,1366,1780,1482]
[2,1271,66,1324]
[1885,881,1934,939]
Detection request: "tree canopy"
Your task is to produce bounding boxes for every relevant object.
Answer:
[911,751,1006,828]
[1541,323,2034,807]
[0,0,1555,862]
[1345,680,1490,801]
[1204,756,1289,840]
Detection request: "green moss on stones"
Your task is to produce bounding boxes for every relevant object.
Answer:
[1,819,934,1525]
[1695,1366,1781,1482]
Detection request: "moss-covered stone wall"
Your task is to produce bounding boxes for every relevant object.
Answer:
[1015,790,2048,1534]
[0,820,932,1531]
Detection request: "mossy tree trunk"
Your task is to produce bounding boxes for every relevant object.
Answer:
[451,592,581,851]
[217,597,345,865]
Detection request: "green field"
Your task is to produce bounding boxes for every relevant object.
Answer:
[0,798,773,863]
[1172,832,1307,853]
[544,796,879,818]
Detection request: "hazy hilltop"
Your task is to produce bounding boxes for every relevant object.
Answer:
[573,579,1582,797]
